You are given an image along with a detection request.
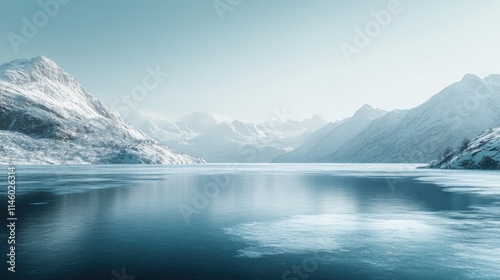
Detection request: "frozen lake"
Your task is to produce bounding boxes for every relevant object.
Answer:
[1,164,499,279]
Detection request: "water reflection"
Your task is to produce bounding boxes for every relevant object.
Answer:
[0,164,498,280]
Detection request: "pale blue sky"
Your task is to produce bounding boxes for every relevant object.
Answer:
[2,0,500,122]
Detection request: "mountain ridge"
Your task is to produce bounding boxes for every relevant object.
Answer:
[0,56,202,164]
[276,74,500,163]
[273,104,387,162]
[124,108,328,163]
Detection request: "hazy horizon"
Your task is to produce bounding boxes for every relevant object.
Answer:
[2,0,500,123]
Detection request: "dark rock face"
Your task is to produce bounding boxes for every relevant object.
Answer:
[478,156,500,170]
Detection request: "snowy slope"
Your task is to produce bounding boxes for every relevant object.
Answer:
[322,74,500,163]
[425,127,500,169]
[273,104,387,162]
[0,56,202,164]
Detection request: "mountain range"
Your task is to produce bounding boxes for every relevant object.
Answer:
[273,104,387,162]
[1,56,499,168]
[275,74,500,163]
[124,110,328,162]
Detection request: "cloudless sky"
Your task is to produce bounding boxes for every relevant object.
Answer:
[2,0,500,123]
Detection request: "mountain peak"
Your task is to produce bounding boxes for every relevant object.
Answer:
[0,55,69,84]
[31,55,57,66]
[460,73,482,83]
[1,55,59,71]
[0,55,201,164]
[352,104,386,120]
[309,114,327,121]
[300,114,328,128]
[32,55,50,63]
[353,104,375,116]
[485,74,500,83]
[27,55,62,71]
[359,104,374,110]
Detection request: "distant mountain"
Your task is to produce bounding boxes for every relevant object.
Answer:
[123,110,230,145]
[283,74,500,163]
[273,104,387,162]
[179,111,233,133]
[425,126,500,169]
[169,114,327,162]
[169,120,284,162]
[260,114,328,145]
[128,113,327,163]
[0,56,202,164]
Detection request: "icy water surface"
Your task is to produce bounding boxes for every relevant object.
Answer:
[1,164,499,280]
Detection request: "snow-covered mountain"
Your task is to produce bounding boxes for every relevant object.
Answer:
[260,114,328,145]
[169,120,284,162]
[279,74,500,163]
[170,115,328,162]
[0,56,202,164]
[161,116,326,163]
[273,104,387,162]
[425,126,500,169]
[125,110,328,163]
[123,110,230,145]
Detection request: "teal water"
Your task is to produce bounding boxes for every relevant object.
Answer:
[1,164,499,280]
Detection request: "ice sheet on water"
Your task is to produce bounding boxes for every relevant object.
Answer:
[415,171,500,197]
[224,213,444,258]
[224,211,500,278]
